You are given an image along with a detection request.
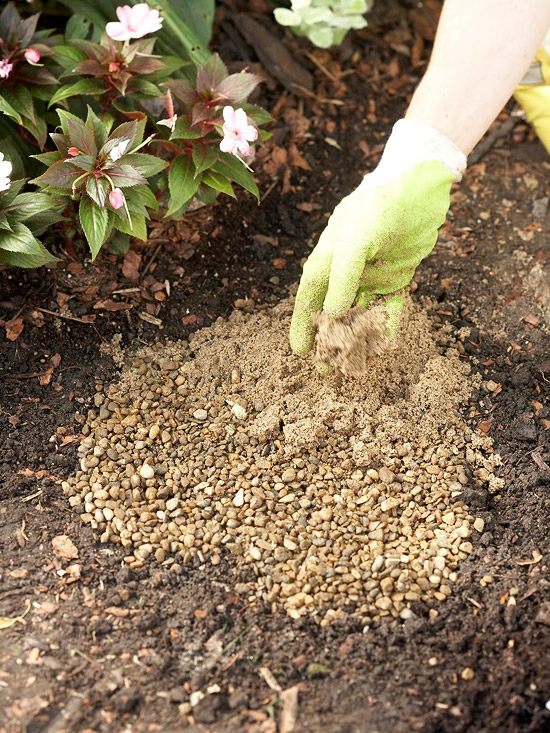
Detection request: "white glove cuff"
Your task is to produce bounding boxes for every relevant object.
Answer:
[367,119,467,185]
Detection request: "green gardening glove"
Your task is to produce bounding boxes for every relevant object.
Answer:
[290,119,467,356]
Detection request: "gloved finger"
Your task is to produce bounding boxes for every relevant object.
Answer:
[383,292,404,339]
[289,243,333,355]
[322,203,385,318]
[315,360,334,376]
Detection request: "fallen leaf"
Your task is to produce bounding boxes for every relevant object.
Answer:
[521,313,541,326]
[105,606,130,617]
[0,601,31,629]
[122,250,142,280]
[289,143,311,171]
[51,534,79,561]
[5,317,24,341]
[516,549,543,566]
[93,299,132,311]
[478,421,493,434]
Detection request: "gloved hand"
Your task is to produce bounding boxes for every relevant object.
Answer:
[514,33,550,154]
[289,119,467,357]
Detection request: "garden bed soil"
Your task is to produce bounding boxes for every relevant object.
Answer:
[1,3,550,732]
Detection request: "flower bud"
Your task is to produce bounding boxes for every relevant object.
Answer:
[109,188,126,210]
[24,48,41,64]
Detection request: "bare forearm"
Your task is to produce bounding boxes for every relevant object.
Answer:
[406,0,550,155]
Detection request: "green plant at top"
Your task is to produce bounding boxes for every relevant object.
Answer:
[51,26,187,114]
[32,107,168,258]
[155,53,272,217]
[274,0,373,48]
[0,3,61,148]
[57,0,213,72]
[0,2,272,267]
[0,152,63,267]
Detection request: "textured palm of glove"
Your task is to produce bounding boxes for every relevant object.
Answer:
[290,158,458,357]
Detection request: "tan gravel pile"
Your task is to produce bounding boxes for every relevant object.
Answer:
[62,296,503,626]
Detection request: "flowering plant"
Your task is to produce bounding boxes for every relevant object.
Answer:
[0,3,61,148]
[32,108,168,258]
[156,53,272,217]
[51,5,185,114]
[0,1,271,265]
[0,153,63,267]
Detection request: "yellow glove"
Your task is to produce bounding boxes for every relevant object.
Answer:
[514,37,550,153]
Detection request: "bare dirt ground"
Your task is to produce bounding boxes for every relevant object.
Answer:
[1,3,549,732]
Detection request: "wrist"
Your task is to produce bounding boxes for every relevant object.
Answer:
[377,119,467,182]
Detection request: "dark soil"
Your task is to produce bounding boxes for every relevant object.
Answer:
[1,3,549,732]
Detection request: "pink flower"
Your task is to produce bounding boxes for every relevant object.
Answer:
[106,3,163,41]
[109,139,130,161]
[0,59,13,79]
[0,153,12,192]
[67,147,81,157]
[220,106,258,157]
[24,48,41,64]
[109,188,126,210]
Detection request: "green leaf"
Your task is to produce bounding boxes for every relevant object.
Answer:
[170,115,209,140]
[105,165,148,188]
[49,79,107,107]
[196,53,227,94]
[122,153,169,178]
[165,79,197,108]
[4,192,62,224]
[130,184,159,211]
[211,153,259,200]
[21,115,48,150]
[167,154,200,217]
[129,79,165,98]
[56,108,87,136]
[51,45,87,69]
[202,169,235,198]
[191,142,218,178]
[86,176,109,208]
[106,230,131,255]
[239,103,275,126]
[159,0,214,46]
[0,222,57,268]
[67,117,97,156]
[217,73,262,105]
[86,106,112,149]
[0,96,23,125]
[33,160,82,191]
[79,196,110,259]
[113,211,147,241]
[64,14,94,41]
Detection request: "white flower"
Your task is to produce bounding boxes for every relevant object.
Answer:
[109,139,131,161]
[0,153,12,192]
